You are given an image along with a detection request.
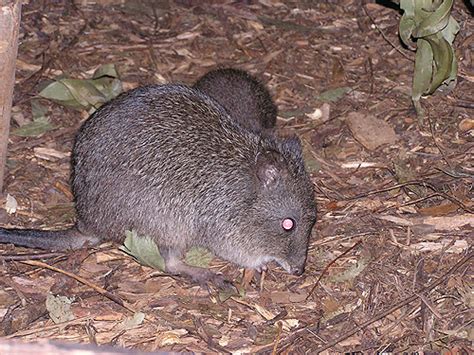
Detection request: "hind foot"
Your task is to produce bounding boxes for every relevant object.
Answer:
[161,246,233,289]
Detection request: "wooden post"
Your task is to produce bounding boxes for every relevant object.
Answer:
[0,0,21,192]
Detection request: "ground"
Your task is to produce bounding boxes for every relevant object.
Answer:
[0,0,472,353]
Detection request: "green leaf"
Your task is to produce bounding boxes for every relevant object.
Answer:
[413,0,453,38]
[31,100,48,120]
[446,46,458,84]
[39,79,103,110]
[412,38,433,101]
[329,257,370,283]
[120,230,166,271]
[185,247,214,268]
[92,77,123,102]
[39,80,81,109]
[399,15,417,48]
[402,0,459,119]
[91,64,123,102]
[413,0,436,22]
[218,285,242,302]
[39,64,123,112]
[441,15,460,44]
[11,116,56,137]
[120,230,214,271]
[317,87,351,102]
[413,99,425,118]
[92,63,120,79]
[59,79,108,109]
[399,0,415,17]
[426,34,453,94]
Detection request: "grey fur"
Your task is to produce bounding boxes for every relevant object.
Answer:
[194,68,277,134]
[0,84,316,280]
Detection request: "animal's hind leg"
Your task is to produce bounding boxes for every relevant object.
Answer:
[160,246,230,288]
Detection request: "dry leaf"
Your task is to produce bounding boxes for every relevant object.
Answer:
[270,291,307,304]
[156,329,188,347]
[419,203,459,216]
[10,276,54,295]
[330,257,370,283]
[422,214,474,230]
[377,215,413,226]
[33,147,70,161]
[306,108,323,120]
[345,112,398,150]
[253,303,275,320]
[120,312,145,330]
[5,194,17,214]
[46,294,75,324]
[458,118,474,132]
[409,239,469,254]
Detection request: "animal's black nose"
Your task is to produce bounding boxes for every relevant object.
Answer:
[291,265,305,276]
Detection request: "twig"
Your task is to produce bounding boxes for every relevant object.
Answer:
[400,192,445,208]
[311,232,373,247]
[5,315,92,339]
[401,192,473,213]
[362,5,412,61]
[20,260,137,314]
[427,115,453,169]
[349,180,429,199]
[423,319,474,348]
[367,56,374,96]
[272,321,283,355]
[435,167,473,179]
[264,309,288,327]
[193,317,231,354]
[0,252,64,261]
[417,293,443,320]
[349,180,474,213]
[306,240,362,301]
[455,101,474,109]
[314,249,473,353]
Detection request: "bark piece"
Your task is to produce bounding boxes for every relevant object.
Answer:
[346,112,398,150]
[0,1,22,192]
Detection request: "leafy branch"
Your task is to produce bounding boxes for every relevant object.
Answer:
[398,0,459,118]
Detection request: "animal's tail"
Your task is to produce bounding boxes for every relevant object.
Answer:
[0,227,100,250]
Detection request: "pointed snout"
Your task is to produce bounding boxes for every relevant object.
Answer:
[290,264,305,276]
[276,258,306,276]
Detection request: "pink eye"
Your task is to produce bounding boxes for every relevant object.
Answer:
[282,218,295,231]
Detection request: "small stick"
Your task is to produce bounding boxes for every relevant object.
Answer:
[0,252,64,261]
[362,5,412,60]
[20,260,137,314]
[306,241,362,301]
[272,321,283,355]
[5,315,92,339]
[427,115,453,169]
[348,180,473,213]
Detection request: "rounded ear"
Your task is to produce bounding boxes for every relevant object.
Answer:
[255,150,287,188]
